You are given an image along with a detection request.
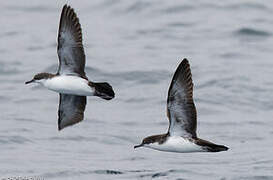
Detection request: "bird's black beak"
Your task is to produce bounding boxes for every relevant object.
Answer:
[25,79,34,84]
[134,143,144,149]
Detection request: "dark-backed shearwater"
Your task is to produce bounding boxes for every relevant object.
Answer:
[134,59,228,153]
[25,5,115,130]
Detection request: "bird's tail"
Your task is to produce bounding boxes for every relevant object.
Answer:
[206,143,229,152]
[91,82,115,100]
[196,138,229,152]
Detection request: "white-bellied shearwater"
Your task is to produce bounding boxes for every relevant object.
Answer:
[25,5,115,130]
[134,59,228,153]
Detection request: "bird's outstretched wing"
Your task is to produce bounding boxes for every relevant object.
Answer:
[57,4,86,78]
[167,59,197,138]
[58,94,86,130]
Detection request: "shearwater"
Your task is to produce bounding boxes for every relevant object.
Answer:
[134,59,228,153]
[25,5,115,130]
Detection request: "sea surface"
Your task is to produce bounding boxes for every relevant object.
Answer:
[1,0,273,179]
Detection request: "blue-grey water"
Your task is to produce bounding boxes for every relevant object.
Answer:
[1,0,273,179]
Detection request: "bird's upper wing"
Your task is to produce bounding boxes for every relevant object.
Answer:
[57,5,86,78]
[58,94,86,130]
[167,59,197,138]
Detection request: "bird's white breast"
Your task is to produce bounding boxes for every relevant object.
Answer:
[43,75,95,96]
[146,136,204,153]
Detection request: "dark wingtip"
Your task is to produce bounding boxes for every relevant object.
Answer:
[172,58,191,78]
[58,119,63,131]
[182,58,189,64]
[62,4,71,11]
[180,58,190,70]
[58,125,63,131]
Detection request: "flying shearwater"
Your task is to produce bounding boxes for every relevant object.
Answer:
[134,59,228,153]
[25,5,115,130]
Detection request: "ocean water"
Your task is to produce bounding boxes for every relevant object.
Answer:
[1,0,273,179]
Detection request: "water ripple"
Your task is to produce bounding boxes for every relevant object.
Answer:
[0,62,20,75]
[234,28,271,37]
[235,176,273,180]
[7,5,55,12]
[124,1,152,13]
[93,170,123,175]
[49,136,97,142]
[161,5,194,14]
[42,169,124,178]
[0,135,32,144]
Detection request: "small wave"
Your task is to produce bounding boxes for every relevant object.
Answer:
[0,135,32,144]
[139,172,167,179]
[3,31,18,37]
[124,1,152,13]
[49,135,96,142]
[236,176,273,180]
[167,22,195,27]
[27,46,44,51]
[125,157,146,161]
[42,170,71,178]
[7,5,55,13]
[234,28,271,37]
[42,169,123,178]
[0,62,20,75]
[93,0,122,9]
[128,169,152,173]
[226,3,267,10]
[161,5,194,14]
[124,97,149,103]
[219,52,247,59]
[14,117,40,123]
[0,96,10,101]
[93,170,123,175]
[151,172,168,178]
[139,169,181,179]
[136,28,165,36]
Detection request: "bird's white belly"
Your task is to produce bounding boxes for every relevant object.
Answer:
[147,136,204,153]
[43,76,95,96]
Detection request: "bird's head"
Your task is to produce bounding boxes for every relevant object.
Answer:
[134,134,166,149]
[25,73,54,85]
